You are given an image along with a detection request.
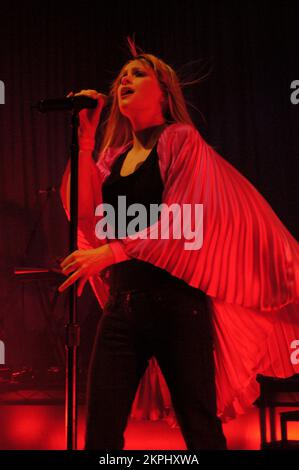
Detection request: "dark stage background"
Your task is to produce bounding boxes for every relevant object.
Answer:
[0,0,298,372]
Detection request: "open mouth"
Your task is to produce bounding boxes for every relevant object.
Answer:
[121,88,135,98]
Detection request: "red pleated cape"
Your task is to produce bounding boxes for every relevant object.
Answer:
[60,123,299,421]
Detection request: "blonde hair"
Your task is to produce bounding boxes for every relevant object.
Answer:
[99,40,196,155]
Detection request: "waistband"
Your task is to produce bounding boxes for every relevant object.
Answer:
[101,259,206,299]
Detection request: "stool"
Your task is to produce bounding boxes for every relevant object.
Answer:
[256,374,299,449]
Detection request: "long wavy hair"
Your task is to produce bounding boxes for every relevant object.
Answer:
[98,38,196,155]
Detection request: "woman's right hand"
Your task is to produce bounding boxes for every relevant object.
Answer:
[67,90,108,141]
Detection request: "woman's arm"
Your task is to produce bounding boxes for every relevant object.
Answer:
[60,90,106,220]
[59,90,130,295]
[60,145,101,221]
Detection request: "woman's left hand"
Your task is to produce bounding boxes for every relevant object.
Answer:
[58,244,115,296]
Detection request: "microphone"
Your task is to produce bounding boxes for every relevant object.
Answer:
[33,95,109,113]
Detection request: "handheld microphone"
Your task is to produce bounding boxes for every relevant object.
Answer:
[32,95,109,113]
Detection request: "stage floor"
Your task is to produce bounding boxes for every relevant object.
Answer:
[0,404,264,450]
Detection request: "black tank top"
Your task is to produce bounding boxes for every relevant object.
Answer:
[102,142,164,237]
[101,143,178,292]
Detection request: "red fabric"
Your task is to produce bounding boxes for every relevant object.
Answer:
[60,123,299,421]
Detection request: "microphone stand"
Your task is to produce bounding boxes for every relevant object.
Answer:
[34,97,98,450]
[65,111,80,450]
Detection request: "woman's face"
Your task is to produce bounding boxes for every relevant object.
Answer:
[117,59,165,119]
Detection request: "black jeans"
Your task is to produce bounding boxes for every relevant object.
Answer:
[85,276,227,450]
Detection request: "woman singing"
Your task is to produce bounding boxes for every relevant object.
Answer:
[59,41,299,450]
